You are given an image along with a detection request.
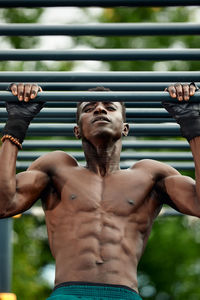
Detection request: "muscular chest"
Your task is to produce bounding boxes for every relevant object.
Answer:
[47,167,155,217]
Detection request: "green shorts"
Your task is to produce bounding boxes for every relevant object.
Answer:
[46,282,142,300]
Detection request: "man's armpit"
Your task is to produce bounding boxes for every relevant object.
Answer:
[154,177,180,211]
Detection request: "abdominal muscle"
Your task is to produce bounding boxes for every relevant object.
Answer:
[45,210,144,292]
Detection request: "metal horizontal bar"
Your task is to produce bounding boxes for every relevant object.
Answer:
[0,107,175,118]
[0,71,199,82]
[0,107,176,123]
[0,82,199,91]
[1,49,200,61]
[28,102,164,109]
[21,140,189,150]
[0,23,199,36]
[1,91,200,102]
[17,151,193,161]
[0,0,199,7]
[15,161,194,171]
[0,123,181,136]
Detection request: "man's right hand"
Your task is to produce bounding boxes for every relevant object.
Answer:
[10,83,42,102]
[2,83,44,145]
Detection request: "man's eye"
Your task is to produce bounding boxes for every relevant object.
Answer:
[107,106,116,111]
[84,107,93,112]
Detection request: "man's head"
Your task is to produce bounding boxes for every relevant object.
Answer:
[76,86,126,124]
[74,87,129,142]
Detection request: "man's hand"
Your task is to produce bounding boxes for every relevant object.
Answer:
[165,82,197,102]
[2,83,44,145]
[163,82,200,142]
[10,83,42,102]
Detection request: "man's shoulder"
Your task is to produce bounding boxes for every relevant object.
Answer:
[130,159,180,178]
[28,150,78,171]
[131,158,168,169]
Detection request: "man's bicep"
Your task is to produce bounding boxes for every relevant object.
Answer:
[3,169,50,218]
[161,175,200,217]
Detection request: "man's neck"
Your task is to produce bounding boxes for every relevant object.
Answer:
[82,138,122,177]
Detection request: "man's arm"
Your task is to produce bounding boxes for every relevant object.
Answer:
[0,83,49,218]
[159,83,200,217]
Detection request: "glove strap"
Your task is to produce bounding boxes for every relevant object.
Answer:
[179,117,200,142]
[2,117,29,144]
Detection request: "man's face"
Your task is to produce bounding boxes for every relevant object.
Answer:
[74,102,129,142]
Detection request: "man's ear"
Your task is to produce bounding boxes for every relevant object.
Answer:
[74,125,81,139]
[122,123,129,137]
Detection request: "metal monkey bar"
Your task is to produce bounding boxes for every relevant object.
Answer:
[0,0,199,7]
[0,23,199,36]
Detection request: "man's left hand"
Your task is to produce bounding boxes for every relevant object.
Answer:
[163,82,200,142]
[165,82,197,101]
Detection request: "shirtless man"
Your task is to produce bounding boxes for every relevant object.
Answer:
[0,83,200,300]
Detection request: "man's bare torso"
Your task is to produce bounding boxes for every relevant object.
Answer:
[41,152,163,292]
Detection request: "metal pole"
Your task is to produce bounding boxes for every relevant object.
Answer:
[0,91,200,102]
[0,71,199,82]
[0,0,199,7]
[0,123,181,136]
[0,219,12,293]
[0,82,199,91]
[0,49,199,61]
[0,107,183,117]
[0,23,199,36]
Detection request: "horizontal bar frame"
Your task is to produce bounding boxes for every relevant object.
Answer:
[0,82,199,91]
[0,23,199,36]
[0,0,199,7]
[0,71,199,82]
[0,49,199,61]
[0,107,172,118]
[0,91,200,102]
[0,123,181,136]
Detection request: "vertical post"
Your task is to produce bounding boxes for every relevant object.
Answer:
[0,219,13,292]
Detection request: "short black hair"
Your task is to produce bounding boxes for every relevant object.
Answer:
[76,86,126,124]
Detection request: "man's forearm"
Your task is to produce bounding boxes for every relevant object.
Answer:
[0,139,18,214]
[189,136,200,200]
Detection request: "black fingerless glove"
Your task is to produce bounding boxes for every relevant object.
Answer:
[2,101,44,144]
[162,83,200,142]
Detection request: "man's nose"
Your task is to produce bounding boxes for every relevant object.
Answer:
[94,104,107,114]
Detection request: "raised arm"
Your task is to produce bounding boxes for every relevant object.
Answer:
[160,83,200,217]
[0,83,49,218]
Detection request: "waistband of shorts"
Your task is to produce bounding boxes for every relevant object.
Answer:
[53,281,138,294]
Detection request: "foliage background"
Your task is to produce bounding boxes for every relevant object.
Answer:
[0,6,200,300]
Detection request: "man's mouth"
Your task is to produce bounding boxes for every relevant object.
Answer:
[92,116,111,123]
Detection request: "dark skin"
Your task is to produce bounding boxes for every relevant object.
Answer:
[0,83,200,293]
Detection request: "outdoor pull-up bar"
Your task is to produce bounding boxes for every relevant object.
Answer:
[0,123,180,136]
[0,0,199,7]
[0,71,199,82]
[0,82,199,91]
[0,91,200,102]
[0,23,199,36]
[0,49,199,61]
